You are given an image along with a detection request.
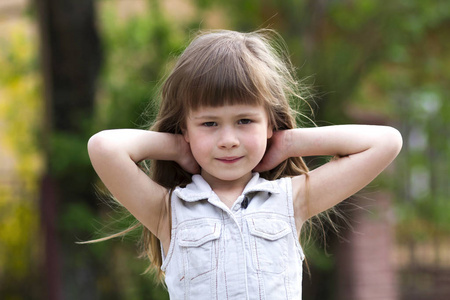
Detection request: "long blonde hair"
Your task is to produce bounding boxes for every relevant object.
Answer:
[92,29,314,281]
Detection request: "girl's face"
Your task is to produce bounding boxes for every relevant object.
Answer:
[184,104,273,188]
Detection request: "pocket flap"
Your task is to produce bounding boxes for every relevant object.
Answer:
[247,218,291,241]
[178,222,221,247]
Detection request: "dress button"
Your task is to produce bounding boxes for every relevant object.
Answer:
[241,197,249,209]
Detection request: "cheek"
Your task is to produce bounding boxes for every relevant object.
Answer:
[259,139,269,156]
[247,134,268,156]
[188,133,211,156]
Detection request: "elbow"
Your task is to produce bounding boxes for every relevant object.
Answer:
[391,127,403,154]
[384,126,403,157]
[87,131,114,161]
[87,132,102,156]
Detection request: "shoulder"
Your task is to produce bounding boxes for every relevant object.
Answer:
[254,172,291,189]
[269,176,293,196]
[259,175,304,236]
[172,174,211,202]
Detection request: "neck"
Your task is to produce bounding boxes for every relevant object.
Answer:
[201,171,253,207]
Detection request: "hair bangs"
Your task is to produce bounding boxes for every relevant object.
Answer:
[179,37,267,111]
[190,67,263,110]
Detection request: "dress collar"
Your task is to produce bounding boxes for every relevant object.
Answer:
[174,173,281,202]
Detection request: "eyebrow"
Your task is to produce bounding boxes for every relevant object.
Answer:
[193,112,262,119]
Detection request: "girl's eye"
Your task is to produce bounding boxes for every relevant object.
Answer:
[203,122,217,127]
[238,119,252,125]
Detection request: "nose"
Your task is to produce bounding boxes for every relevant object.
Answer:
[218,126,240,149]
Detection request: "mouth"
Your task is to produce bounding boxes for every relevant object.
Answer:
[216,156,243,164]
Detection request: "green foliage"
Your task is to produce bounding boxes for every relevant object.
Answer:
[350,18,450,241]
[0,20,43,297]
[60,202,97,234]
[50,132,92,177]
[303,239,335,271]
[96,1,186,130]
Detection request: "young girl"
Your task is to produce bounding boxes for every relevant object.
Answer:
[87,30,402,299]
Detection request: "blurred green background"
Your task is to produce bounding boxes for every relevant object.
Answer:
[1,0,449,299]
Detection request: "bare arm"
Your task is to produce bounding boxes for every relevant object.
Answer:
[255,125,403,223]
[87,129,199,239]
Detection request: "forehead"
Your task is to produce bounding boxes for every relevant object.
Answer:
[187,104,268,119]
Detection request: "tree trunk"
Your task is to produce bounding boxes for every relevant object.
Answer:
[35,0,102,298]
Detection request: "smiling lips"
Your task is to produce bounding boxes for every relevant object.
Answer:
[216,156,243,163]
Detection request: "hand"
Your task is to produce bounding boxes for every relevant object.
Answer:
[175,135,201,174]
[254,130,291,172]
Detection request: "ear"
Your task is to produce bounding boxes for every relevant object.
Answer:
[267,125,273,139]
[182,128,190,143]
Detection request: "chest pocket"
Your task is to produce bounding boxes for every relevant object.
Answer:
[247,218,292,274]
[178,221,222,281]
